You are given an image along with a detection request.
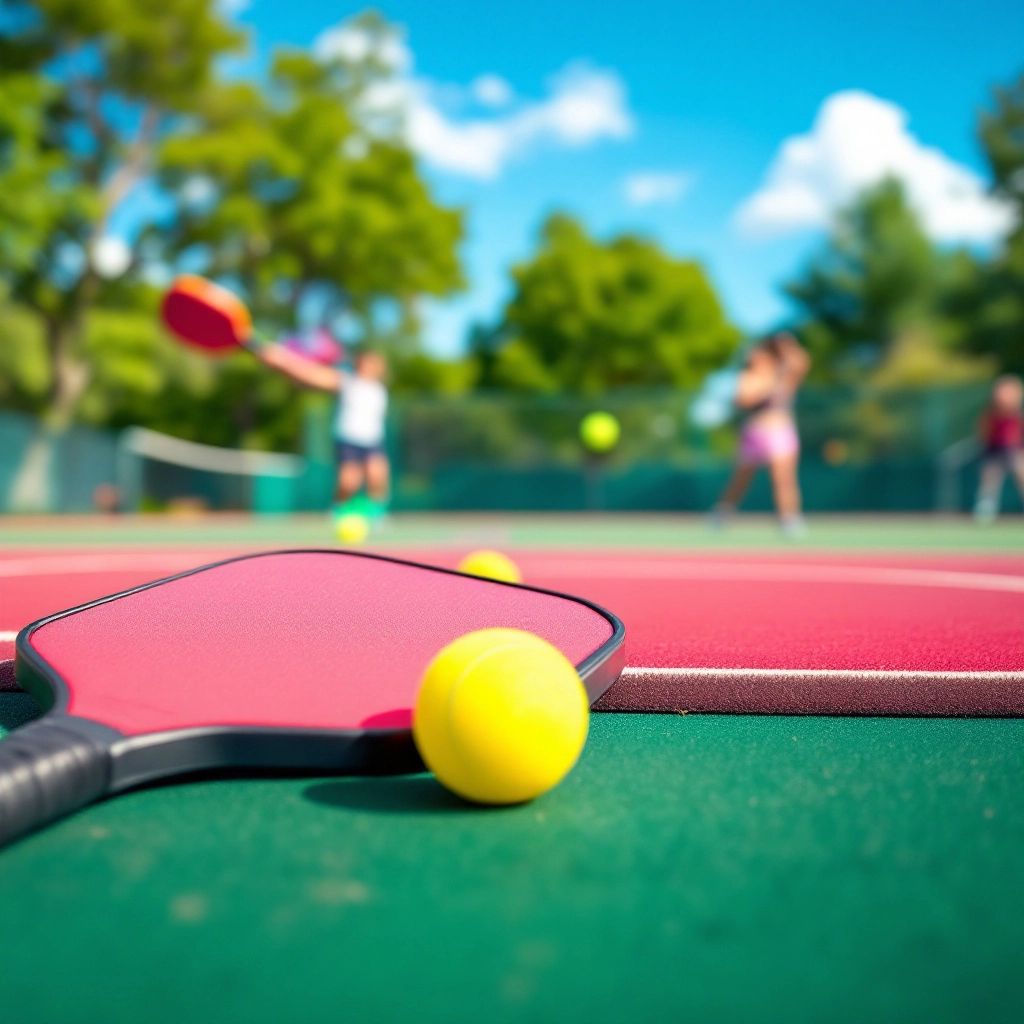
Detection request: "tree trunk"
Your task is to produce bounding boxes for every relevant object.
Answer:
[8,320,91,513]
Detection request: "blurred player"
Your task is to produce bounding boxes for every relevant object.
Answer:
[256,345,390,512]
[711,332,811,536]
[974,374,1024,524]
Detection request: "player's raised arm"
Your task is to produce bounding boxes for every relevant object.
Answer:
[777,332,811,382]
[734,363,773,409]
[256,343,344,392]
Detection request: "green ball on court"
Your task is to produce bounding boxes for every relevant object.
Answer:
[580,411,621,454]
[335,513,370,545]
[457,549,522,584]
[413,628,590,805]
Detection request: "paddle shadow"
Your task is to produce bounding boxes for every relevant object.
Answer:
[0,693,42,733]
[304,775,511,816]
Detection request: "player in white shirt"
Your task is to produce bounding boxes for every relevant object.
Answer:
[257,345,390,509]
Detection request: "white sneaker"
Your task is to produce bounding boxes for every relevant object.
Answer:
[780,515,808,539]
[709,504,734,531]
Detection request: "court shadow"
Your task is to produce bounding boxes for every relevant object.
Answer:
[0,693,42,733]
[304,775,505,816]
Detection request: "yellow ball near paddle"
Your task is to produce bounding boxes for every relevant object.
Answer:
[456,549,522,584]
[413,628,590,805]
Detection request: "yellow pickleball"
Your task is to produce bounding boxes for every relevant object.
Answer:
[413,628,590,805]
[456,549,522,584]
[579,411,620,454]
[335,513,370,545]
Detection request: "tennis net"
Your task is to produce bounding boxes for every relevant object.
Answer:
[117,428,305,514]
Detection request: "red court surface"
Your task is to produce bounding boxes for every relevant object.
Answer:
[2,547,1023,715]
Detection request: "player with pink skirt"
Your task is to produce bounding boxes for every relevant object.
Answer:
[712,332,811,536]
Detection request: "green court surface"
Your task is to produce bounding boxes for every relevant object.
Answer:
[1,703,1022,1024]
[2,512,1023,551]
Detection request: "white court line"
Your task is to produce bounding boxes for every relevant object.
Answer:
[0,632,16,643]
[619,666,1024,683]
[526,558,1024,594]
[0,552,239,578]
[1,658,1020,685]
[0,656,1017,681]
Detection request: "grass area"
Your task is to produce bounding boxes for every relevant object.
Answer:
[0,512,1022,552]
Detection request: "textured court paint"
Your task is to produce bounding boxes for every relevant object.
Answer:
[0,708,1021,1024]
[547,568,1024,674]
[5,550,1023,716]
[26,553,614,735]
[601,666,1024,716]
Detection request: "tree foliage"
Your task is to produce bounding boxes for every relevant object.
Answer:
[491,214,740,394]
[0,0,244,429]
[158,15,464,347]
[0,5,464,455]
[784,178,1001,387]
[943,72,1024,374]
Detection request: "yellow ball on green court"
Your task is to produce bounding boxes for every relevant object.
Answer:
[456,549,522,584]
[335,513,370,545]
[413,628,590,805]
[579,411,621,453]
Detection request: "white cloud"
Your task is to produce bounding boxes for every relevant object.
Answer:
[623,171,691,207]
[735,90,1015,244]
[313,22,411,73]
[408,64,633,179]
[313,18,633,181]
[217,0,249,15]
[472,74,514,109]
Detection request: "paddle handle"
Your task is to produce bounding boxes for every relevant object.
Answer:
[0,717,112,848]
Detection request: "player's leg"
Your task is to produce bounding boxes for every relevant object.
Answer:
[769,452,805,536]
[769,452,801,516]
[719,462,756,507]
[974,455,1005,524]
[365,452,390,504]
[1009,451,1024,506]
[337,454,365,503]
[711,461,756,529]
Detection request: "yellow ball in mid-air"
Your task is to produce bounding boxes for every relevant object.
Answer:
[335,512,370,545]
[456,549,522,584]
[579,411,621,454]
[413,628,590,805]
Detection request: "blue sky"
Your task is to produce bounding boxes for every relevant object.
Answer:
[226,0,1022,355]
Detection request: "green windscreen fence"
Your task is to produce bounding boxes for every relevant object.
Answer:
[0,414,119,515]
[1,384,1019,514]
[377,384,1010,514]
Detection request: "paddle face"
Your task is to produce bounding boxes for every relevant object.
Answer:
[161,274,252,353]
[15,550,624,791]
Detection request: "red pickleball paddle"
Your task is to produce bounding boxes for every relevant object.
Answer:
[161,274,255,354]
[2,550,624,847]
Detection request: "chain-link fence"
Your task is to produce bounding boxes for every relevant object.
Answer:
[2,384,1018,514]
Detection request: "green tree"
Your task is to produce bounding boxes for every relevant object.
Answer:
[0,0,243,424]
[0,0,242,507]
[944,72,1024,373]
[1,7,466,509]
[783,179,963,381]
[491,214,740,394]
[158,12,464,350]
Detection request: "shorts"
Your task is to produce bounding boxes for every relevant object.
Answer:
[739,422,800,466]
[981,446,1023,471]
[335,441,385,465]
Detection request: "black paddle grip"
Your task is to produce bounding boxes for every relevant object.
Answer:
[0,717,112,848]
